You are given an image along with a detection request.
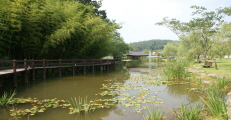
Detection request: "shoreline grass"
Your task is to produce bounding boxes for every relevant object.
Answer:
[192,58,231,77]
[143,106,165,120]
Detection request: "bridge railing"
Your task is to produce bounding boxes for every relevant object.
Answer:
[0,59,115,71]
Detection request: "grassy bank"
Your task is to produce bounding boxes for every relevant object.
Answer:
[192,58,231,77]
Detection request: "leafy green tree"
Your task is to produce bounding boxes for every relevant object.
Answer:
[109,32,129,58]
[208,22,231,59]
[0,0,121,59]
[129,39,174,51]
[162,42,179,57]
[156,6,224,62]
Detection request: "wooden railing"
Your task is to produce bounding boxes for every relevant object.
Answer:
[0,59,116,87]
[0,59,115,71]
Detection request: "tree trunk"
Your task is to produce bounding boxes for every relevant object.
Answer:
[197,55,200,63]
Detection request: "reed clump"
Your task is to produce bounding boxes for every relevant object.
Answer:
[163,59,190,80]
[213,78,231,92]
[68,96,96,114]
[143,106,165,120]
[174,103,201,120]
[0,91,16,106]
[200,88,228,120]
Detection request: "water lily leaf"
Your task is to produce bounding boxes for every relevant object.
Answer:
[38,109,44,112]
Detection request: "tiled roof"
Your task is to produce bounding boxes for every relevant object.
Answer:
[125,51,149,56]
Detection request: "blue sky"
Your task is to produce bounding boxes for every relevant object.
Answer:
[100,0,231,43]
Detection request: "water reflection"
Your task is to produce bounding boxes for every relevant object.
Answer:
[166,84,201,103]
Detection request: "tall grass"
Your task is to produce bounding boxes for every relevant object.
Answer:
[140,57,164,63]
[126,60,143,67]
[213,78,231,91]
[143,106,165,120]
[68,96,96,113]
[163,59,189,80]
[0,91,16,106]
[200,88,228,120]
[174,103,201,120]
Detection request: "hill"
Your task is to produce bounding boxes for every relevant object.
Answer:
[129,39,177,51]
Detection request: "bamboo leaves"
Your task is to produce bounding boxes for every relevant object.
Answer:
[0,0,122,59]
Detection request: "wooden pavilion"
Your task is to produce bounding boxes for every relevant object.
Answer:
[125,51,149,60]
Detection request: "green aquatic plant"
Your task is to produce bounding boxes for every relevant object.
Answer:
[200,89,228,120]
[0,91,16,106]
[68,96,96,114]
[174,102,201,120]
[143,106,165,120]
[213,78,231,91]
[151,58,164,62]
[163,59,189,80]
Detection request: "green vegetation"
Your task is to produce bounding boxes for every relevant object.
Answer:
[129,39,176,51]
[174,103,201,120]
[163,59,190,80]
[0,91,16,106]
[140,57,164,63]
[157,6,231,63]
[200,89,228,120]
[68,96,96,114]
[143,107,165,120]
[0,0,129,59]
[192,58,231,77]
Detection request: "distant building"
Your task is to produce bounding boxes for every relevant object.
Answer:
[224,55,231,58]
[125,51,149,60]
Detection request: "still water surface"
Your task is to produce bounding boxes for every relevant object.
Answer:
[0,65,200,120]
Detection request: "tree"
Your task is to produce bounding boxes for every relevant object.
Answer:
[109,31,130,58]
[161,42,179,58]
[156,6,224,62]
[208,22,231,59]
[0,0,122,59]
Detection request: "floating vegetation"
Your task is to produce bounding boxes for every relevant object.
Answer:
[96,69,168,113]
[9,98,68,118]
[98,91,120,96]
[188,88,205,92]
[5,66,205,119]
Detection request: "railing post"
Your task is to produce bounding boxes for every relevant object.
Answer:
[83,59,86,74]
[59,59,62,76]
[107,60,109,72]
[24,59,28,83]
[12,59,17,87]
[0,59,4,87]
[72,59,75,75]
[92,59,94,73]
[31,59,35,80]
[43,59,46,68]
[100,59,103,73]
[43,59,46,78]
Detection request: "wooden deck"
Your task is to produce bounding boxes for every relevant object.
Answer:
[0,59,116,87]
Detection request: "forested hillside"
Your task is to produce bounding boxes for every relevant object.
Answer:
[0,0,129,60]
[129,39,177,51]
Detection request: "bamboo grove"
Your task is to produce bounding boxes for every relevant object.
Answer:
[0,0,129,60]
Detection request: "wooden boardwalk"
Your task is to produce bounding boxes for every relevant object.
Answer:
[0,59,116,87]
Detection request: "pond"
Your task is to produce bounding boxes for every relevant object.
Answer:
[0,63,201,120]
